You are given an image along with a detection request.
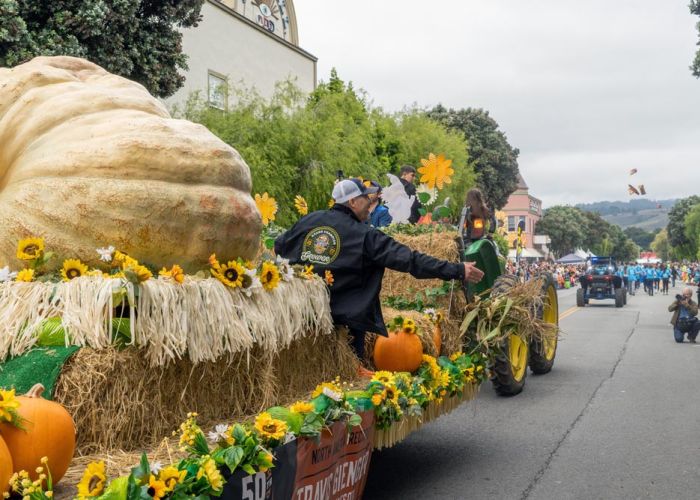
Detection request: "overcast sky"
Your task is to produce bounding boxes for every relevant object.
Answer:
[293,0,700,207]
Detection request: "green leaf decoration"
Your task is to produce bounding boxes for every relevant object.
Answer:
[223,447,245,473]
[267,406,303,434]
[418,192,431,204]
[434,206,450,218]
[97,476,129,500]
[36,317,65,346]
[418,208,427,216]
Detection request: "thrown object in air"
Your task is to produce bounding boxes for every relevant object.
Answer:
[638,185,646,195]
[0,56,262,271]
[629,168,638,175]
[628,184,640,195]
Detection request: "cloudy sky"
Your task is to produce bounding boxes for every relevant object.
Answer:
[293,0,700,207]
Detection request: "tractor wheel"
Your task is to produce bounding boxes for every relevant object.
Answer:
[576,288,586,307]
[490,274,528,396]
[529,273,559,375]
[615,288,624,308]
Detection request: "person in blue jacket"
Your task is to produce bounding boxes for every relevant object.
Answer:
[366,180,392,228]
[635,264,644,292]
[645,266,655,296]
[627,263,637,295]
[654,265,662,291]
[661,265,671,295]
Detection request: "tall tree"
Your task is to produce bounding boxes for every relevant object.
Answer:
[691,0,700,78]
[427,105,519,209]
[623,226,658,250]
[535,206,587,257]
[0,0,204,98]
[651,229,671,261]
[666,196,700,258]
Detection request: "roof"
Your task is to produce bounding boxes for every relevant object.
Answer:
[516,173,528,190]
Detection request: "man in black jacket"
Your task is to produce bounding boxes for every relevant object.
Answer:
[275,178,484,373]
[399,164,422,224]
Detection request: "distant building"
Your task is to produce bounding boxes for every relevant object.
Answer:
[501,173,550,260]
[167,0,317,108]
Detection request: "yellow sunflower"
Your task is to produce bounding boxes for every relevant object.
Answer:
[16,237,44,260]
[211,260,245,288]
[255,192,278,226]
[146,474,167,499]
[311,381,342,399]
[327,198,335,208]
[0,388,20,423]
[197,457,224,491]
[371,371,395,386]
[294,195,308,216]
[159,264,185,284]
[371,391,385,407]
[77,461,106,498]
[159,466,186,492]
[254,412,288,442]
[383,384,400,405]
[61,259,88,281]
[131,264,152,283]
[418,153,454,190]
[290,401,314,414]
[259,261,280,291]
[324,269,334,286]
[402,318,417,334]
[15,269,34,282]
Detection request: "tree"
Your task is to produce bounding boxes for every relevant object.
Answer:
[623,227,658,250]
[427,105,519,209]
[651,229,671,262]
[666,196,700,258]
[691,0,700,78]
[535,206,587,257]
[683,203,700,259]
[0,0,204,98]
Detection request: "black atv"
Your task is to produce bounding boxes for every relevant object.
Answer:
[576,257,626,308]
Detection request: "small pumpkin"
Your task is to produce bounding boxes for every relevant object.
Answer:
[0,384,75,484]
[432,322,442,355]
[0,437,11,494]
[374,319,424,373]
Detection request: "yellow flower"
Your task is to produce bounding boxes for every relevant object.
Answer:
[383,384,400,404]
[371,392,385,406]
[15,269,34,282]
[294,195,308,216]
[61,259,88,281]
[159,466,186,492]
[113,251,138,268]
[208,254,220,270]
[418,153,454,190]
[16,237,44,260]
[290,401,314,414]
[76,461,106,498]
[402,318,417,334]
[159,264,185,284]
[371,371,395,385]
[211,260,245,289]
[196,457,224,491]
[178,412,201,449]
[146,475,167,499]
[132,264,152,283]
[254,412,288,442]
[311,381,342,399]
[0,388,20,423]
[255,192,278,226]
[301,264,315,280]
[259,261,280,291]
[324,269,334,286]
[449,352,463,362]
[327,198,335,208]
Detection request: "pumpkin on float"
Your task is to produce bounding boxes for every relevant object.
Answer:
[432,321,442,355]
[0,384,75,485]
[0,437,11,494]
[374,318,424,373]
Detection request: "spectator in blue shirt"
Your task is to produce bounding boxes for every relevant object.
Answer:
[367,180,392,228]
[627,263,637,295]
[661,265,671,295]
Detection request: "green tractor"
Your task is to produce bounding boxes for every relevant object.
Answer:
[458,211,559,396]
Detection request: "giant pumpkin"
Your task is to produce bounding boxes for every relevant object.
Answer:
[0,437,11,494]
[0,56,262,271]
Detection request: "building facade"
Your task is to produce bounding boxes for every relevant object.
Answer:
[502,174,549,259]
[167,0,317,108]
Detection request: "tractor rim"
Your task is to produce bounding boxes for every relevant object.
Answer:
[509,335,528,382]
[542,284,558,360]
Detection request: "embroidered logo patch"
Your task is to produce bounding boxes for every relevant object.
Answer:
[301,227,341,265]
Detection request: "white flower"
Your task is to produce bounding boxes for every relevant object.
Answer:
[207,424,230,443]
[423,308,436,316]
[241,269,262,297]
[0,266,17,283]
[276,256,294,281]
[322,386,342,402]
[416,183,438,206]
[150,461,163,474]
[96,246,115,262]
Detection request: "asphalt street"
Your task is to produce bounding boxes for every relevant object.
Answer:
[364,283,700,499]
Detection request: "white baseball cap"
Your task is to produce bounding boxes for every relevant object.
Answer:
[331,178,379,204]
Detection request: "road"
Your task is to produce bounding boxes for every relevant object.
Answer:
[364,284,700,499]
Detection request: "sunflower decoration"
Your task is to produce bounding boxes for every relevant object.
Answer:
[416,183,438,206]
[289,400,314,414]
[77,461,107,498]
[255,192,278,226]
[294,195,309,216]
[254,412,288,443]
[159,466,187,492]
[147,475,168,500]
[371,371,395,385]
[126,263,152,283]
[0,388,21,424]
[159,264,185,284]
[324,269,334,287]
[418,153,454,190]
[402,318,417,335]
[211,260,246,289]
[259,261,281,291]
[196,456,224,492]
[311,380,343,401]
[300,264,315,280]
[16,237,44,260]
[61,259,88,282]
[328,198,335,208]
[15,268,35,282]
[383,383,401,406]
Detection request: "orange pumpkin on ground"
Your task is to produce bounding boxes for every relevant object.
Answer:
[0,437,11,494]
[0,384,75,484]
[374,320,424,372]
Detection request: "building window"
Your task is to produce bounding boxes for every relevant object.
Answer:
[508,216,516,232]
[207,71,228,110]
[519,216,526,231]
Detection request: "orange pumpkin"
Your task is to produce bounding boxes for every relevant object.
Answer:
[374,326,424,373]
[0,437,11,494]
[433,322,442,355]
[0,384,75,484]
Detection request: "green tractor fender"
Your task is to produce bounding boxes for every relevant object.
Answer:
[462,238,506,298]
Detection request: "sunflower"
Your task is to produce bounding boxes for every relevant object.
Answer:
[371,391,385,407]
[383,384,400,405]
[254,412,288,442]
[159,466,186,492]
[61,259,88,281]
[418,153,454,190]
[311,381,342,399]
[416,183,438,206]
[113,251,138,269]
[294,195,308,216]
[211,260,245,288]
[16,237,44,260]
[328,198,335,208]
[254,192,278,226]
[131,264,152,283]
[259,261,280,291]
[0,388,20,423]
[289,401,314,414]
[77,461,106,498]
[159,264,185,284]
[146,474,167,499]
[402,318,417,334]
[371,371,395,385]
[197,456,224,491]
[15,269,34,282]
[324,269,334,286]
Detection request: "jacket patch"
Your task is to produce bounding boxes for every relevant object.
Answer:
[301,227,341,265]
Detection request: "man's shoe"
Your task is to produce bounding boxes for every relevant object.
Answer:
[357,366,375,378]
[690,339,697,344]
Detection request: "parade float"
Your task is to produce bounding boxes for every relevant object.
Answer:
[0,57,558,499]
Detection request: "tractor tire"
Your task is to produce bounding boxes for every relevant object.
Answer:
[615,288,624,308]
[529,273,559,375]
[576,288,586,307]
[490,274,528,396]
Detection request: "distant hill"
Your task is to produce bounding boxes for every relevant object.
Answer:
[576,199,675,231]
